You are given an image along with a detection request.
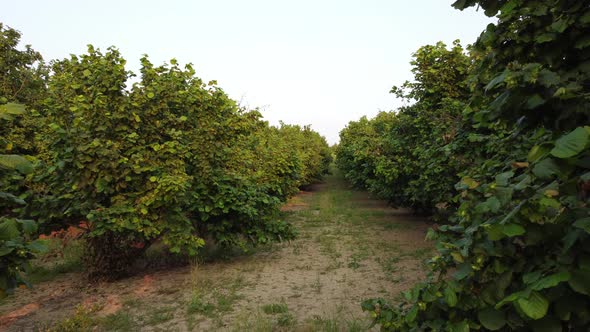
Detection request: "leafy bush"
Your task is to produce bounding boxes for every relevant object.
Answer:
[337,41,471,213]
[360,0,590,330]
[33,46,330,279]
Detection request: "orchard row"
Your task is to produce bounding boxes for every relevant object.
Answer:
[0,25,331,294]
[338,1,590,330]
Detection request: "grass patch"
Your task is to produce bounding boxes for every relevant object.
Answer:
[231,311,274,331]
[186,273,246,323]
[277,312,296,327]
[101,311,137,331]
[378,256,401,273]
[145,306,175,325]
[40,305,98,332]
[347,257,361,270]
[409,247,434,260]
[305,315,367,332]
[261,302,289,315]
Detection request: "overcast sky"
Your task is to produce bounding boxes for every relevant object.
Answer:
[2,0,493,144]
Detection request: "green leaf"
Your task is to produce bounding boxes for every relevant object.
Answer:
[487,196,501,212]
[448,320,469,332]
[495,186,514,205]
[0,103,26,117]
[444,286,458,307]
[478,308,506,330]
[532,158,562,179]
[523,271,542,284]
[0,155,33,174]
[485,72,507,91]
[460,176,479,189]
[452,0,468,10]
[17,219,37,234]
[536,33,556,43]
[526,94,545,109]
[454,263,472,280]
[516,291,549,320]
[0,192,26,205]
[550,19,569,33]
[26,240,47,253]
[531,271,570,290]
[497,290,523,308]
[0,219,20,240]
[537,70,560,87]
[0,247,14,256]
[495,171,514,186]
[486,224,506,240]
[528,144,551,163]
[502,223,525,237]
[573,217,590,234]
[550,127,589,159]
[405,305,418,323]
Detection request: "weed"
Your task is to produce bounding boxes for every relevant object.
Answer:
[100,311,137,331]
[122,297,142,308]
[379,256,401,274]
[277,312,296,327]
[261,302,288,315]
[146,306,175,325]
[41,305,97,332]
[231,311,273,332]
[410,247,433,260]
[311,274,323,294]
[187,293,215,316]
[215,290,242,312]
[305,307,368,332]
[347,251,368,270]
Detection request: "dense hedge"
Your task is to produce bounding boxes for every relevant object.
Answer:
[0,24,331,289]
[344,0,590,330]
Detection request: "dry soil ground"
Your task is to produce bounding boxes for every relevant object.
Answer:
[0,171,433,331]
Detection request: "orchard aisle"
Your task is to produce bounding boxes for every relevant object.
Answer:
[0,169,433,331]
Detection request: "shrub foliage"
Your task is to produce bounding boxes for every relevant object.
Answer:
[341,0,590,330]
[0,26,331,286]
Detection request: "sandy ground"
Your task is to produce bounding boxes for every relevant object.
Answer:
[0,174,433,331]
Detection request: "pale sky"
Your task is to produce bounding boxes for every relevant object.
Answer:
[1,1,493,144]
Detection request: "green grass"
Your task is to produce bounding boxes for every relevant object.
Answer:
[145,306,175,325]
[347,255,362,270]
[27,239,84,284]
[305,314,367,332]
[101,311,137,331]
[230,311,274,332]
[277,312,296,327]
[39,305,98,332]
[186,274,247,326]
[409,247,434,260]
[261,302,289,315]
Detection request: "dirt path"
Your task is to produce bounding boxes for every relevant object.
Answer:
[0,171,433,331]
